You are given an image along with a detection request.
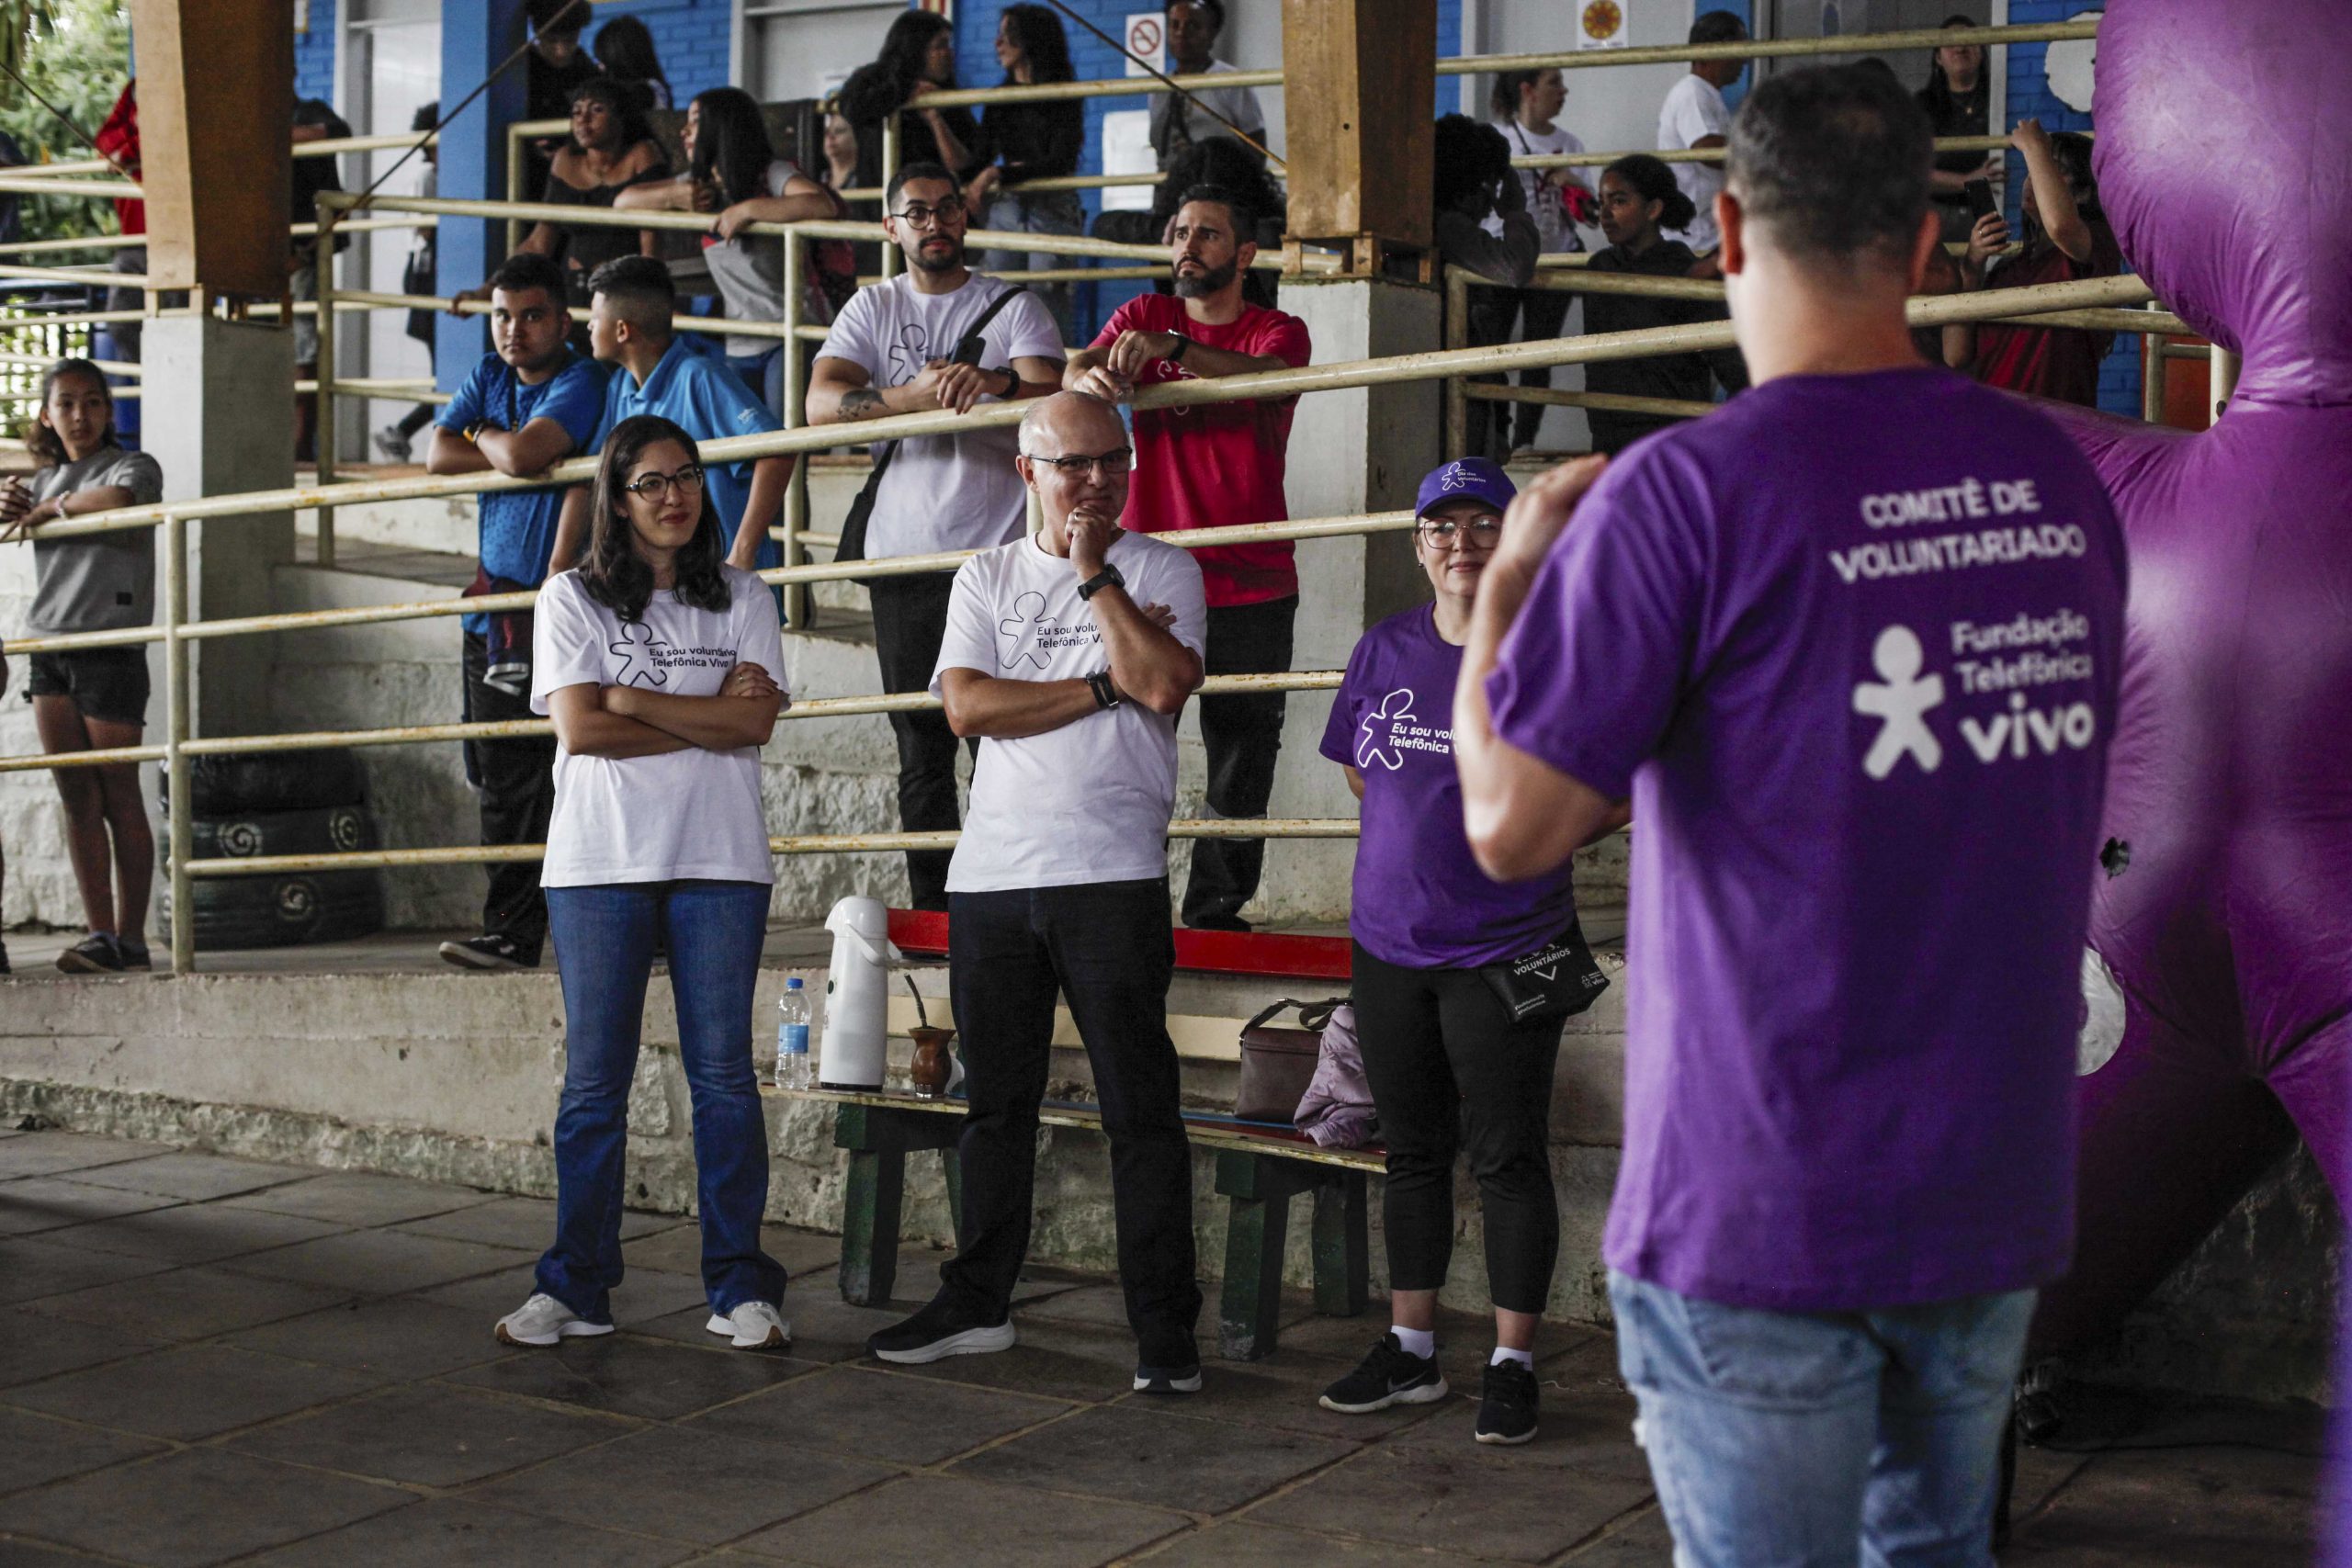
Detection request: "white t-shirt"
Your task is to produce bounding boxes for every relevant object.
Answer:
[816,273,1065,559]
[1488,118,1589,256]
[530,566,786,887]
[931,530,1207,893]
[1657,73,1732,254]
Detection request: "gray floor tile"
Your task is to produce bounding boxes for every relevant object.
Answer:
[2002,1442,2319,1564]
[0,1448,411,1568]
[0,1306,161,1389]
[225,1228,531,1294]
[226,1295,523,1381]
[35,1200,349,1265]
[0,1133,174,1180]
[3,1343,381,1441]
[446,1333,818,1421]
[1557,1509,1675,1565]
[1140,1521,1511,1567]
[0,1236,175,1306]
[954,1401,1356,1515]
[1252,1445,1655,1563]
[18,1264,352,1343]
[730,1472,1186,1568]
[623,1224,842,1281]
[0,1176,184,1236]
[0,1540,121,1567]
[418,1262,712,1325]
[394,1196,684,1252]
[62,1151,313,1201]
[229,1382,637,1488]
[463,1424,895,1546]
[688,1364,1069,1467]
[1170,1351,1457,1444]
[243,1498,694,1568]
[0,1405,169,1497]
[223,1171,500,1228]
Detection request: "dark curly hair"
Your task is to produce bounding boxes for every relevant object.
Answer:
[582,415,732,623]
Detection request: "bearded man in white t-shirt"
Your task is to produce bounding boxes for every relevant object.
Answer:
[865,393,1211,1394]
[1657,10,1750,258]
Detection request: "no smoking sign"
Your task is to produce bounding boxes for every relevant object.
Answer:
[1125,12,1165,77]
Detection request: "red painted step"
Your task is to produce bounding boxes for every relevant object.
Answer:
[886,908,1351,981]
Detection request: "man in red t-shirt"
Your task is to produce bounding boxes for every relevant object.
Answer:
[1066,186,1313,930]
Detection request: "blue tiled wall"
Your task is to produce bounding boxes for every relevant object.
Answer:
[2004,0,2135,417]
[295,0,337,104]
[610,0,735,104]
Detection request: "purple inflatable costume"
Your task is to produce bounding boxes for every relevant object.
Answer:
[2022,0,2352,1367]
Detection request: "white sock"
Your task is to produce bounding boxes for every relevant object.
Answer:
[1390,1325,1435,1359]
[1490,1346,1534,1370]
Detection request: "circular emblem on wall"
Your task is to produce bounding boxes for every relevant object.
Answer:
[1582,1,1623,45]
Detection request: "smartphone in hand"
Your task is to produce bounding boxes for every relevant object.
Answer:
[1962,179,1999,223]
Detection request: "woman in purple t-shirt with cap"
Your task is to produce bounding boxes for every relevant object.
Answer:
[1312,457,1623,1447]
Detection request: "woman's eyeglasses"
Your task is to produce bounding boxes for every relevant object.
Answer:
[1023,447,1135,479]
[1416,514,1502,544]
[624,464,707,501]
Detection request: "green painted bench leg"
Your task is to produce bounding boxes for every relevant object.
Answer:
[1216,1150,1292,1361]
[1311,1170,1370,1318]
[837,1143,906,1306]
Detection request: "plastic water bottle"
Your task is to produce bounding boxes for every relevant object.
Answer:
[776,978,813,1089]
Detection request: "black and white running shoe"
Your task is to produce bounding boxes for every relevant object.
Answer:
[1317,1332,1449,1414]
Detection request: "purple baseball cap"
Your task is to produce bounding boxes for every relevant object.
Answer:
[1415,457,1517,519]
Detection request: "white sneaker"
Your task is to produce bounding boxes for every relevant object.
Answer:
[495,1292,615,1347]
[707,1300,792,1349]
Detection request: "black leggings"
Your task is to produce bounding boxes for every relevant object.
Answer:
[1351,941,1566,1314]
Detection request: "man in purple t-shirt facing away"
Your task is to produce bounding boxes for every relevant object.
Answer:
[1453,65,2125,1566]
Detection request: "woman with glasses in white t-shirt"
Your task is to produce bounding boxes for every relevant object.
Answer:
[495,413,795,1353]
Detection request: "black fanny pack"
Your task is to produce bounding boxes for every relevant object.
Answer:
[1479,918,1610,1022]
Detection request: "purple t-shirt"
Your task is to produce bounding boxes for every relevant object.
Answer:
[1487,367,2125,1313]
[1321,604,1577,969]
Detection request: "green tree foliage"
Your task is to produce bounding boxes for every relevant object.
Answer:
[2,0,133,243]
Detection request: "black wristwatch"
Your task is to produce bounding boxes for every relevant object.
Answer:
[1086,671,1121,709]
[1166,333,1193,364]
[991,365,1019,398]
[1077,564,1125,601]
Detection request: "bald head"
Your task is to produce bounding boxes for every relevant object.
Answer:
[1016,392,1133,547]
[1018,390,1125,458]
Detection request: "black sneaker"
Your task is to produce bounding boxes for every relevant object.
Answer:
[55,933,127,975]
[118,938,153,972]
[1134,1330,1204,1394]
[865,1294,1016,1364]
[438,934,535,971]
[1318,1333,1449,1415]
[0,938,11,976]
[1474,1357,1540,1445]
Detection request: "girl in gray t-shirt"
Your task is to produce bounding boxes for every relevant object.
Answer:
[0,359,164,974]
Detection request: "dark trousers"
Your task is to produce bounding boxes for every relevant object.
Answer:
[1351,941,1566,1314]
[1182,595,1295,930]
[463,631,557,960]
[1466,288,1575,457]
[869,573,976,911]
[940,878,1203,1361]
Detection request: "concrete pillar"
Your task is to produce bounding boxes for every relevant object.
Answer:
[141,316,297,737]
[435,0,531,391]
[1241,276,1440,927]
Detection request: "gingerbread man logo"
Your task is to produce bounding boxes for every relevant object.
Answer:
[1355,688,1416,772]
[1852,625,1944,778]
[609,621,672,688]
[997,592,1057,671]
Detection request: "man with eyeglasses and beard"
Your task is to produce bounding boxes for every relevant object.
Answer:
[809,161,1066,910]
[865,391,1207,1393]
[1065,185,1312,934]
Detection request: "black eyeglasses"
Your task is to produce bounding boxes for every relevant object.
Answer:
[892,197,967,229]
[1023,447,1134,479]
[623,464,706,500]
[1416,514,1502,544]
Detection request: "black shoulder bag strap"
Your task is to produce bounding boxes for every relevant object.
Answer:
[833,285,1027,565]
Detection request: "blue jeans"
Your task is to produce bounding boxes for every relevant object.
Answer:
[1610,1271,2034,1568]
[727,348,782,420]
[538,880,786,1322]
[981,189,1083,340]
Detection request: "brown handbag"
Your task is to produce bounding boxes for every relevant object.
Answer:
[1234,998,1346,1125]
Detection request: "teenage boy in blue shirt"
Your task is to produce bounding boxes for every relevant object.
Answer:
[426,250,609,971]
[553,255,792,575]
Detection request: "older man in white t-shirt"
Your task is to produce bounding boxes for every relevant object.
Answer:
[1657,10,1750,256]
[864,392,1210,1395]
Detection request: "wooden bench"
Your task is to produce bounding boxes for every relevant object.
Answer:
[770,1085,1384,1360]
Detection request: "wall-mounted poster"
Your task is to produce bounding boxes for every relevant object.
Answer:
[1578,1,1628,49]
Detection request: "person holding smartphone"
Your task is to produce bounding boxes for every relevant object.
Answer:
[495,413,793,1353]
[1313,457,1621,1448]
[1949,120,2122,406]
